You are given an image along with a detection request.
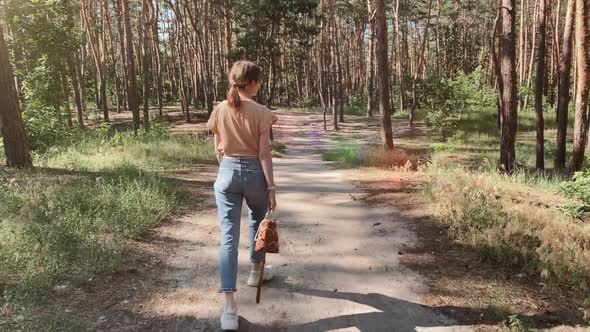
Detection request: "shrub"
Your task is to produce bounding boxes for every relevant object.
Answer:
[560,169,590,218]
[344,93,367,116]
[419,67,496,141]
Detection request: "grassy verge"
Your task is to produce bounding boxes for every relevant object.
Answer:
[0,122,215,330]
[427,166,590,317]
[37,122,215,171]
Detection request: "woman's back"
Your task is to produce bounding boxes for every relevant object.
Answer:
[207,100,277,158]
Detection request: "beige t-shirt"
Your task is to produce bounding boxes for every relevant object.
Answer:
[206,100,278,157]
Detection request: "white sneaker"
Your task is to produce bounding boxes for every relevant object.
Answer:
[247,265,274,287]
[220,307,238,330]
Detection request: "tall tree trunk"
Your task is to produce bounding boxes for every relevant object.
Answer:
[518,0,526,84]
[367,0,375,118]
[374,0,394,149]
[522,1,539,111]
[499,0,518,173]
[142,0,152,131]
[534,0,546,171]
[121,0,141,134]
[318,0,328,131]
[394,0,404,111]
[555,0,575,170]
[67,57,85,129]
[153,0,164,116]
[81,0,109,121]
[0,24,32,167]
[410,0,433,127]
[569,0,590,171]
[492,11,503,132]
[329,0,339,130]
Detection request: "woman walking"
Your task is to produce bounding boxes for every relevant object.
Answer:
[207,61,278,330]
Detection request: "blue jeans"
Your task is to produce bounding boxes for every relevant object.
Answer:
[214,157,268,292]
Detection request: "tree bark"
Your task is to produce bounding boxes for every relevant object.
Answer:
[555,0,574,170]
[153,0,164,116]
[142,0,152,131]
[374,0,394,149]
[499,0,518,173]
[0,24,32,167]
[81,0,109,122]
[67,57,85,129]
[394,0,404,111]
[569,0,590,171]
[121,0,141,134]
[410,0,433,127]
[534,0,546,171]
[366,0,375,118]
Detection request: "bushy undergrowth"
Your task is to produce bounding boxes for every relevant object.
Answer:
[0,163,182,299]
[416,67,497,141]
[427,167,590,315]
[560,169,590,218]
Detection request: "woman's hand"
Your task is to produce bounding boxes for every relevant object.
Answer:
[268,189,277,212]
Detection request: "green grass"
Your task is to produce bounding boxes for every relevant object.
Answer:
[37,123,215,171]
[321,142,364,166]
[0,122,215,328]
[427,166,590,317]
[0,164,184,297]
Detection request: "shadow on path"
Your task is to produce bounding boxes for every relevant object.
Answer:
[235,277,573,332]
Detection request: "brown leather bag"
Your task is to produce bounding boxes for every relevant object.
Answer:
[255,214,279,254]
[254,212,278,303]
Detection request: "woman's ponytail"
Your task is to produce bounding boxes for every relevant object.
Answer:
[227,61,262,112]
[227,83,241,111]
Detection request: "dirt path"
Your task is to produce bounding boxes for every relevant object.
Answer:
[87,112,475,331]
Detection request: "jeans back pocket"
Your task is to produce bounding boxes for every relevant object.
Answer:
[214,169,238,193]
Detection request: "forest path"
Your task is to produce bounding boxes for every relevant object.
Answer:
[94,112,470,331]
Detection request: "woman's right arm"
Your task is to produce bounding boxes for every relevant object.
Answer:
[259,129,277,212]
[214,134,223,164]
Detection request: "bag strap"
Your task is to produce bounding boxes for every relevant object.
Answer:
[265,210,274,221]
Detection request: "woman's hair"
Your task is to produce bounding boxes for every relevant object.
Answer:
[227,60,262,111]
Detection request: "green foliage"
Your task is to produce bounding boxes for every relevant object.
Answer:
[321,143,363,165]
[420,77,460,140]
[343,93,367,116]
[22,103,73,154]
[419,68,496,141]
[560,170,590,218]
[5,0,82,117]
[232,0,319,103]
[0,164,183,299]
[505,315,533,332]
[232,0,319,59]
